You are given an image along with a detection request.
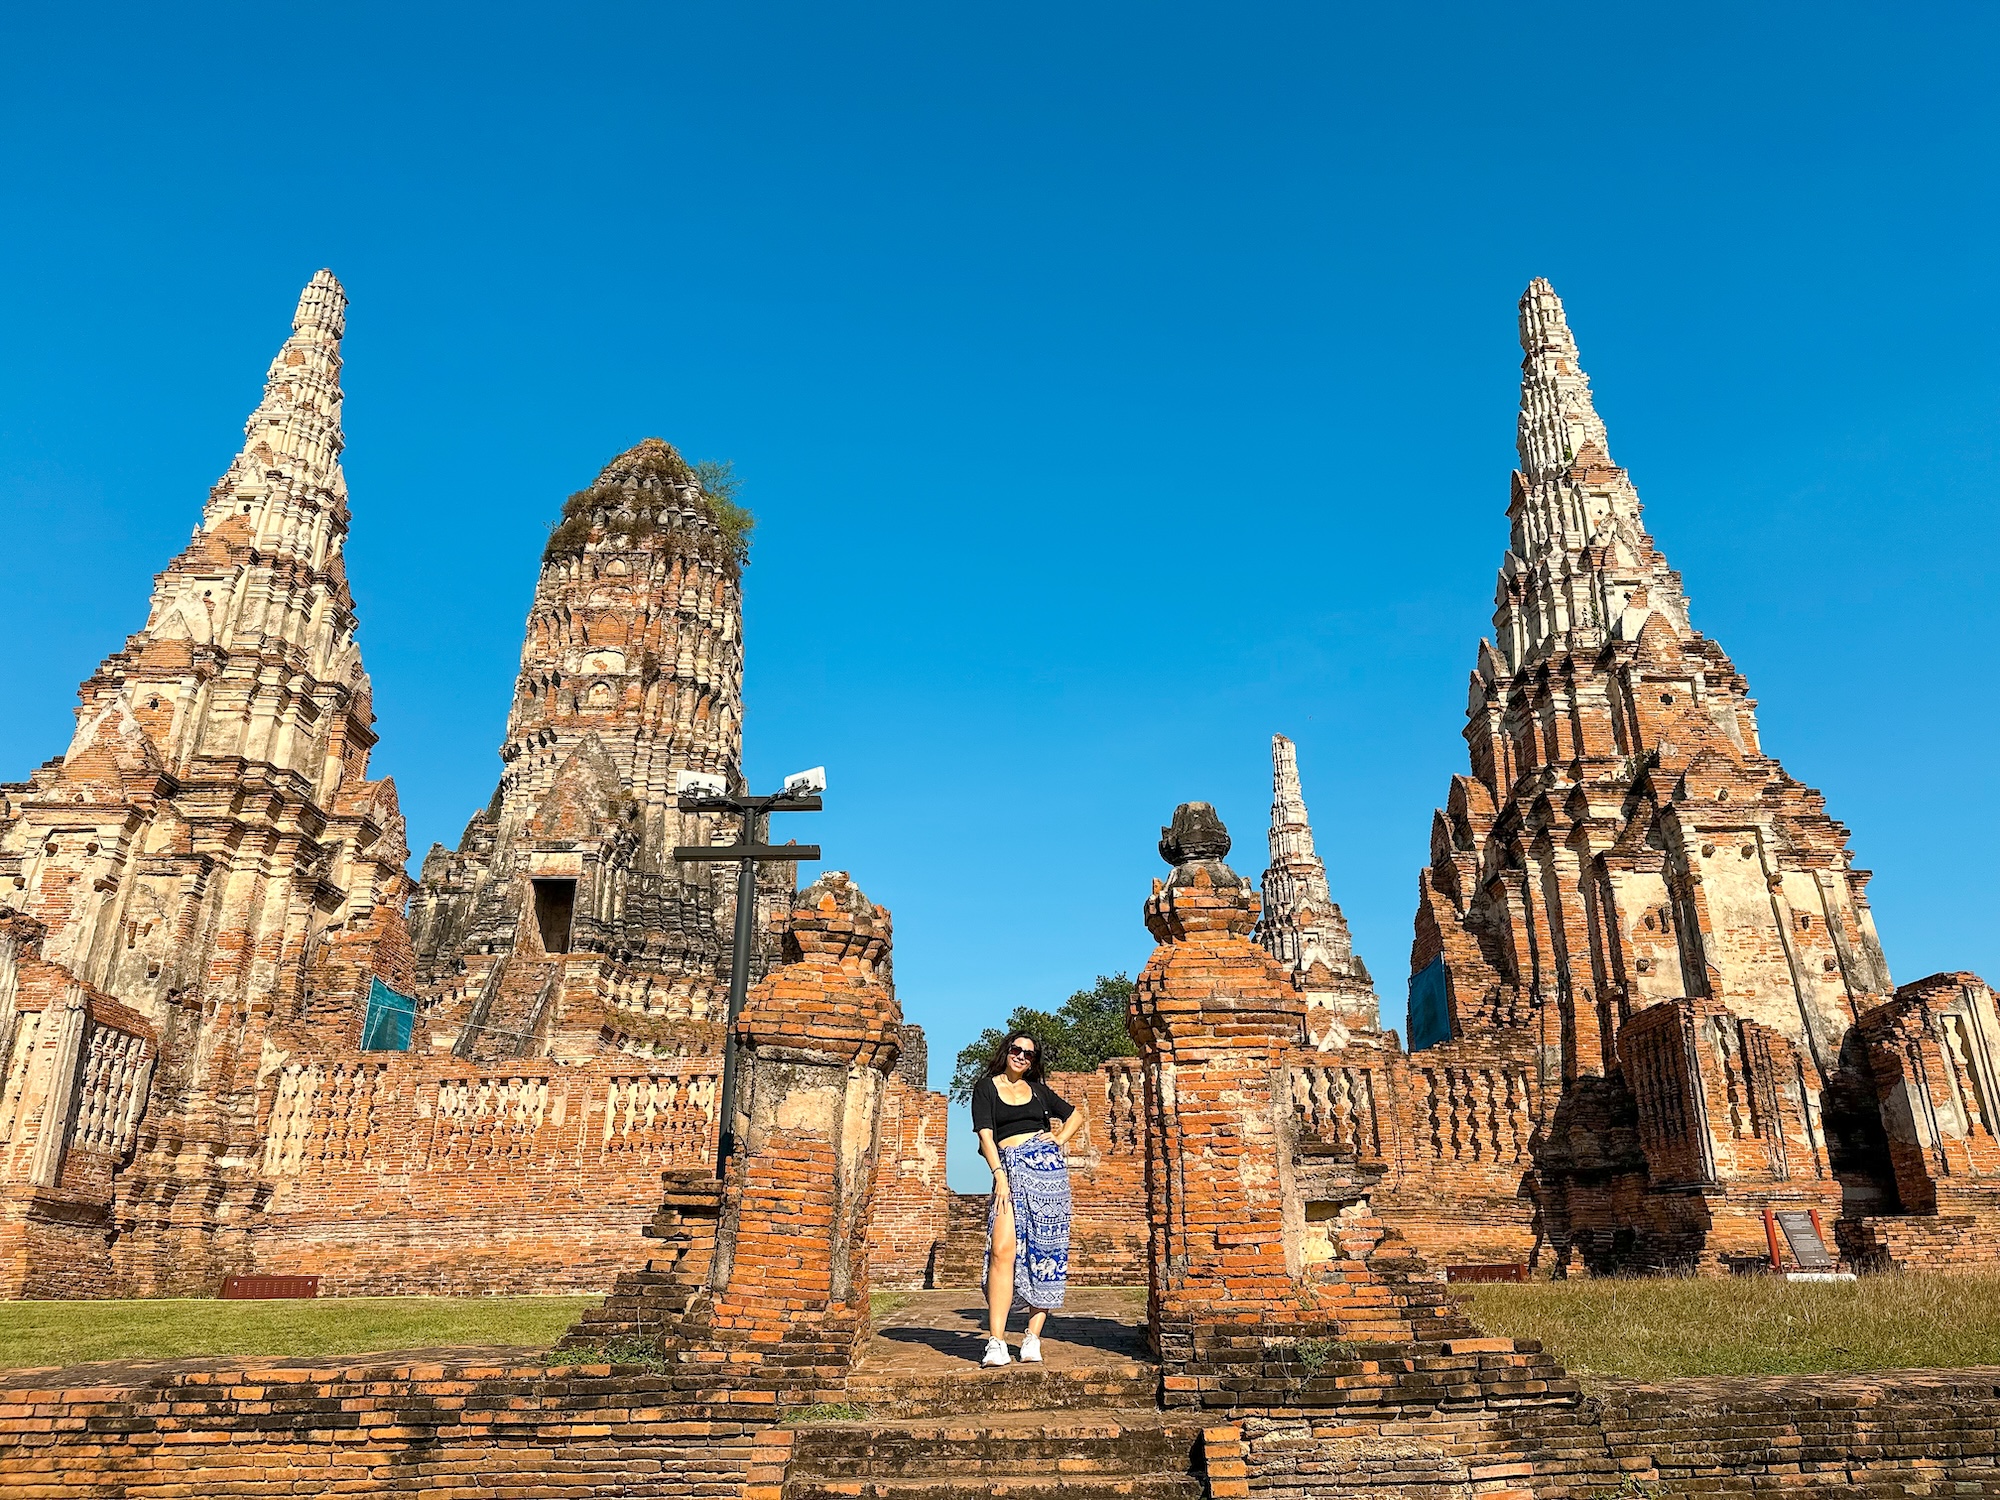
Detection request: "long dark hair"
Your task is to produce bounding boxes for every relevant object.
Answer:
[984,1029,1047,1086]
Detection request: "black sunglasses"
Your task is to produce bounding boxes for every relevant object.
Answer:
[1008,1044,1037,1059]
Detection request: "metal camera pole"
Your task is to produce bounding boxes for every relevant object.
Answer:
[674,775,822,1177]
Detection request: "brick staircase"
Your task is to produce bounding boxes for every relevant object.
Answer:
[557,1175,722,1347]
[780,1409,1210,1500]
[453,953,563,1062]
[847,1350,1160,1420]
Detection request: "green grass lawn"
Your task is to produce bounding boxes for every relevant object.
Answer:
[0,1295,601,1369]
[1461,1271,2000,1382]
[19,1276,2000,1381]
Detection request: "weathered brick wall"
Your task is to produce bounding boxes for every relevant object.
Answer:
[0,922,159,1299]
[13,1356,2000,1499]
[1509,1367,2000,1497]
[1842,1197,2000,1272]
[866,1074,950,1289]
[1213,1367,2000,1498]
[0,1354,795,1500]
[1554,994,1845,1274]
[1326,1038,1543,1269]
[1234,1411,1546,1499]
[1856,974,2000,1220]
[237,1049,720,1295]
[1050,1062,1147,1285]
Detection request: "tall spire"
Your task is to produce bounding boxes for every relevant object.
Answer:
[206,270,348,528]
[1253,734,1377,1042]
[1515,277,1611,483]
[1489,278,1689,672]
[1266,733,1320,871]
[4,266,407,1005]
[405,433,758,1026]
[67,270,373,791]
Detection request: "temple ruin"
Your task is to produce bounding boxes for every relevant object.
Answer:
[0,270,1995,1313]
[1393,278,2000,1274]
[0,271,952,1297]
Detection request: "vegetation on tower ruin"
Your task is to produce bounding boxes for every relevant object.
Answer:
[542,440,754,571]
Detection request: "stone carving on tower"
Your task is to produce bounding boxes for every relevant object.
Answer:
[1254,733,1380,1049]
[0,271,414,1294]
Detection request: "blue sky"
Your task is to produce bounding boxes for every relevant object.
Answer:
[4,5,1996,1189]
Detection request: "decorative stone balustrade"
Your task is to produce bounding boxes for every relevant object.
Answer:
[1290,1060,1384,1159]
[1412,1060,1533,1166]
[261,1062,389,1176]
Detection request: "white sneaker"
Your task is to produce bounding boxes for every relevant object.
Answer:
[981,1337,1010,1367]
[1019,1334,1043,1363]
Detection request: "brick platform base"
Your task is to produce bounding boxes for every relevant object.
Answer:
[6,1331,2000,1497]
[0,1348,796,1499]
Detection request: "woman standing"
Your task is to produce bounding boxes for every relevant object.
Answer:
[971,1030,1083,1367]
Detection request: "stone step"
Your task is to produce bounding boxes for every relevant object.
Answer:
[796,1447,1200,1478]
[846,1362,1160,1419]
[783,1411,1207,1500]
[792,1411,1202,1478]
[454,954,563,1061]
[557,1263,709,1346]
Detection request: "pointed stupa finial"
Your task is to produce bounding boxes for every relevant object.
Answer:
[293,268,346,341]
[1486,279,1692,676]
[1515,277,1610,483]
[1268,733,1317,867]
[1254,734,1378,1034]
[206,271,348,517]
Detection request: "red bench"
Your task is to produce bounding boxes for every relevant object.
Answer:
[1444,1262,1529,1284]
[220,1275,320,1299]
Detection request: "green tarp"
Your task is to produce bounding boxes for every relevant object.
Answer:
[1407,954,1451,1053]
[361,977,416,1051]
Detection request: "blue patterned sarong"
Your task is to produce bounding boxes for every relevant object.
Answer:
[988,1134,1071,1310]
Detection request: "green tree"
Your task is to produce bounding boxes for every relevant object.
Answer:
[949,973,1137,1102]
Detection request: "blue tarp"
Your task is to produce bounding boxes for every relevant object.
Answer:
[1406,955,1452,1053]
[361,977,417,1051]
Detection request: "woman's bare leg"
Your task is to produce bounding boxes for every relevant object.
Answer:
[1024,1308,1048,1339]
[986,1196,1017,1340]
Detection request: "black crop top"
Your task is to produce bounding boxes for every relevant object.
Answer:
[971,1075,1074,1142]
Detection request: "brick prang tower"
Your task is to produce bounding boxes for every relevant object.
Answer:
[406,438,792,1062]
[1411,278,1903,1269]
[1253,733,1381,1049]
[0,271,415,1293]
